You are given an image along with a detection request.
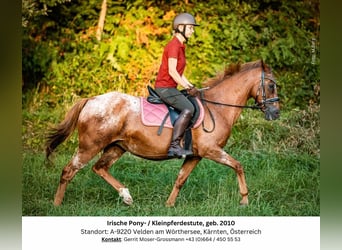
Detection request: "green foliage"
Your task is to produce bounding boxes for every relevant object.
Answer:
[22,0,319,109]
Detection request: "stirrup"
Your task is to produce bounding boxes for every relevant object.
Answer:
[167,148,193,158]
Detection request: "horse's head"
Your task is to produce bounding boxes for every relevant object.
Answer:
[254,61,280,121]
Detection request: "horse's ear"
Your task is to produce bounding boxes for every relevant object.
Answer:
[260,59,265,69]
[260,59,271,72]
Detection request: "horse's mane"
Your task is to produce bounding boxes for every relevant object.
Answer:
[203,60,263,87]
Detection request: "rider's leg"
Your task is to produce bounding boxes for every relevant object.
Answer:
[155,88,194,158]
[168,108,193,157]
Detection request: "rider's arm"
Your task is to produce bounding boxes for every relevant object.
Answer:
[168,58,193,89]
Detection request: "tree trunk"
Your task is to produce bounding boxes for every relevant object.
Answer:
[96,0,107,41]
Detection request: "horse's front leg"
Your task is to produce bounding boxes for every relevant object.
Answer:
[166,156,201,207]
[205,149,248,206]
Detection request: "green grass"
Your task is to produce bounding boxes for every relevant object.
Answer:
[22,146,319,216]
[22,105,319,216]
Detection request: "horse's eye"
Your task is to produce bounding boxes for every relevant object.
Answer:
[268,83,275,92]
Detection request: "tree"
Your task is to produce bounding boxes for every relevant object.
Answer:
[96,0,107,41]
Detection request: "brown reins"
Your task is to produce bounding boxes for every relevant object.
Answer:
[199,68,280,133]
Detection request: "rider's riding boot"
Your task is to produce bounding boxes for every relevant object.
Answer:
[168,109,193,158]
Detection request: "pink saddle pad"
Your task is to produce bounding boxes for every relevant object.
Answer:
[140,97,204,129]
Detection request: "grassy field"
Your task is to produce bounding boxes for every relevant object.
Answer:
[22,105,319,216]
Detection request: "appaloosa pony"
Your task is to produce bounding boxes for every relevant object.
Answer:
[46,60,280,207]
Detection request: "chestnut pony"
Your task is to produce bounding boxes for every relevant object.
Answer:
[46,60,280,207]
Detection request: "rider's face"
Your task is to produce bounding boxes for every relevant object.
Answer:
[179,24,195,39]
[184,25,195,38]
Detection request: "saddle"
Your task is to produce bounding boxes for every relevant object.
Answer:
[141,86,204,151]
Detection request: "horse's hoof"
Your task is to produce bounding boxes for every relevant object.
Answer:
[165,201,175,207]
[123,197,133,206]
[53,198,63,206]
[239,197,249,207]
[119,188,133,206]
[239,201,248,207]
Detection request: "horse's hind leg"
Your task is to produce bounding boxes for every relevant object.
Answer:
[54,147,99,206]
[92,145,133,205]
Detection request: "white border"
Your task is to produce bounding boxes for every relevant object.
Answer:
[22,216,319,250]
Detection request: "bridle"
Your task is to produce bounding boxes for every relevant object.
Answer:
[200,68,280,133]
[255,69,280,111]
[200,68,280,110]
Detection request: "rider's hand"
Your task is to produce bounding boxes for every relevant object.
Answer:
[187,86,200,97]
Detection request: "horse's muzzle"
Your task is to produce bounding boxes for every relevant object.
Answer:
[264,105,280,121]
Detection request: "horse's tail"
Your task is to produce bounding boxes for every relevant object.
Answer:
[45,98,89,160]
